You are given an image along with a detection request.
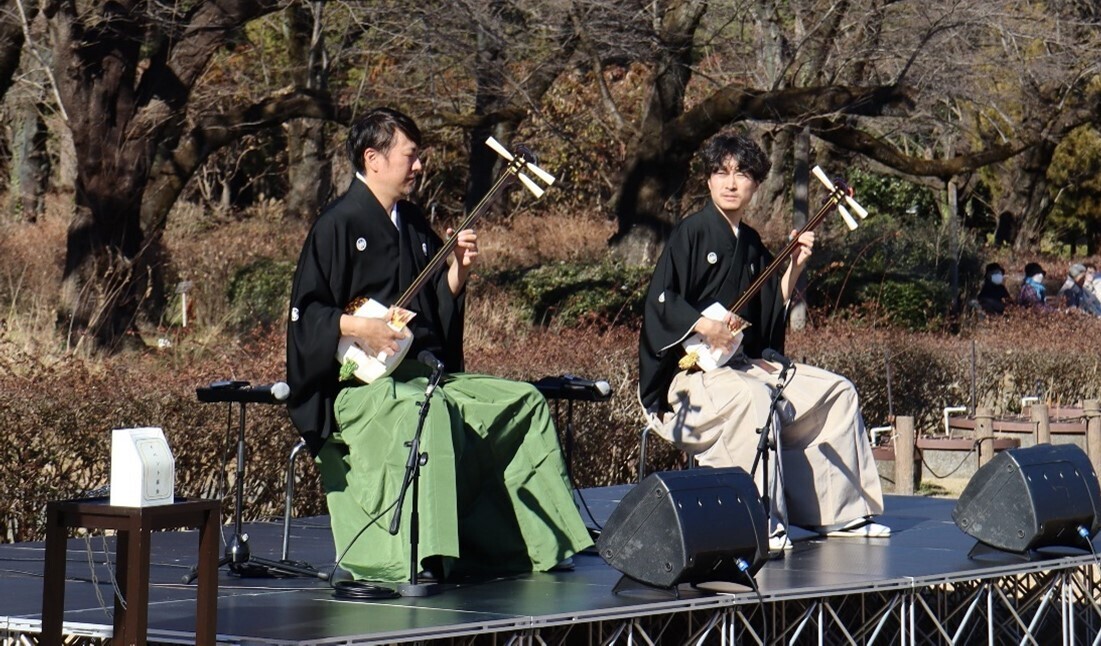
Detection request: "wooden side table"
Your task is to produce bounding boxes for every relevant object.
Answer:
[41,497,221,646]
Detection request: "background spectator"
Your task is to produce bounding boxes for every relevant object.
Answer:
[1085,263,1101,300]
[1018,262,1048,309]
[1059,263,1101,315]
[976,262,1011,315]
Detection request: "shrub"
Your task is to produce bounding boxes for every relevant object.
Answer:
[788,325,967,431]
[7,202,1101,544]
[0,329,321,543]
[226,257,296,330]
[465,322,683,487]
[854,278,952,330]
[487,260,650,327]
[788,312,1101,432]
[807,213,983,330]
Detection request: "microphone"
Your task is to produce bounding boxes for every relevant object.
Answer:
[762,348,793,371]
[417,350,444,398]
[417,350,444,373]
[562,374,613,398]
[196,381,291,404]
[257,382,291,401]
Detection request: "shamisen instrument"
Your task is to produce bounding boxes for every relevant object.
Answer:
[336,137,556,384]
[679,166,868,371]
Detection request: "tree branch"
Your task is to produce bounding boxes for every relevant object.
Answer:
[142,87,344,231]
[669,83,915,152]
[809,119,1026,179]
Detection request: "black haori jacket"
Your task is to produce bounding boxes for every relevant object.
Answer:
[286,179,464,454]
[638,201,787,414]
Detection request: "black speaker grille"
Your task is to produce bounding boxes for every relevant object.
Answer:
[598,467,766,588]
[953,444,1101,553]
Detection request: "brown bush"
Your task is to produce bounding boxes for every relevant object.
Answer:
[788,309,1101,431]
[0,328,320,543]
[465,319,682,488]
[7,204,1101,543]
[0,198,67,349]
[162,201,308,331]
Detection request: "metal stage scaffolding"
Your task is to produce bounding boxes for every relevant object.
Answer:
[537,561,1101,645]
[5,490,1101,645]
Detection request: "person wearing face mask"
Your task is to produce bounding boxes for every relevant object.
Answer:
[976,262,1011,315]
[1058,263,1101,315]
[1018,262,1049,309]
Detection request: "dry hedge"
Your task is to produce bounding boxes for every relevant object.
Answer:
[4,305,1101,543]
[0,329,315,543]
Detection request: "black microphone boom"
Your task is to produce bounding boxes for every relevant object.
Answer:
[529,374,613,402]
[562,374,612,397]
[762,348,793,370]
[197,382,291,405]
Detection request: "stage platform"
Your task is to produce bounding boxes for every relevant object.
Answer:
[5,487,1101,644]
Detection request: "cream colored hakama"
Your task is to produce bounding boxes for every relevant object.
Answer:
[659,359,884,532]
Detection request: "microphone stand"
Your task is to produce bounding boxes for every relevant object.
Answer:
[750,363,795,555]
[389,364,445,597]
[183,397,326,583]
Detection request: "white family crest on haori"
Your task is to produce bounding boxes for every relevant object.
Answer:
[680,166,869,372]
[336,137,557,384]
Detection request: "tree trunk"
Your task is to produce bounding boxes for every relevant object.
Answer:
[466,9,510,218]
[754,127,794,232]
[8,99,50,223]
[463,4,577,217]
[945,178,960,310]
[284,1,330,221]
[0,0,34,100]
[48,2,163,350]
[467,120,517,216]
[998,140,1058,250]
[44,1,317,351]
[60,181,151,353]
[51,114,76,195]
[286,120,330,220]
[609,0,707,264]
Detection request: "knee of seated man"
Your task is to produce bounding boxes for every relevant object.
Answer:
[819,370,859,402]
[706,375,771,414]
[315,439,352,492]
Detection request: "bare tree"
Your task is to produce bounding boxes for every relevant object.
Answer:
[7,94,50,222]
[314,1,586,216]
[596,0,1101,262]
[283,0,331,221]
[40,0,336,351]
[2,1,48,223]
[0,2,42,98]
[458,0,580,214]
[602,0,913,263]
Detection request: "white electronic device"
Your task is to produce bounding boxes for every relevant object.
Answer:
[110,427,175,507]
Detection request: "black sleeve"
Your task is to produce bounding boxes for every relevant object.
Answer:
[286,218,345,455]
[639,227,703,412]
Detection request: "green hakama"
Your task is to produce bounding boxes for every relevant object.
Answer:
[316,362,592,582]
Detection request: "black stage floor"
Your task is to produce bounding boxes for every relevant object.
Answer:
[2,488,1095,644]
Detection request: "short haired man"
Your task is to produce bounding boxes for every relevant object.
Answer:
[287,107,591,582]
[638,131,887,552]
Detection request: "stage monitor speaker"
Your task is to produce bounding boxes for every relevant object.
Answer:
[952,443,1101,554]
[596,467,767,589]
